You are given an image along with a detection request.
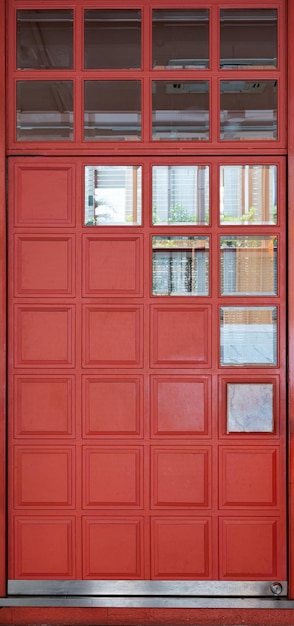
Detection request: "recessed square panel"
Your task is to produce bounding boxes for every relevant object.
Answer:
[83,377,142,437]
[227,383,274,432]
[13,517,75,578]
[151,517,211,579]
[83,306,142,367]
[83,447,142,508]
[14,447,74,508]
[14,165,74,226]
[151,376,209,436]
[151,447,210,507]
[83,236,142,295]
[83,518,143,579]
[220,518,278,578]
[15,236,74,296]
[14,376,74,437]
[219,447,278,507]
[152,306,210,367]
[14,306,74,368]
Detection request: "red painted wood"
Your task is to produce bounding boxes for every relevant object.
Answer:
[7,155,287,583]
[0,0,6,598]
[5,0,289,602]
[288,0,294,600]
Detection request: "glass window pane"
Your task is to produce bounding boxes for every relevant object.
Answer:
[17,81,73,141]
[17,9,73,69]
[220,306,277,366]
[152,81,209,141]
[84,81,141,141]
[152,165,209,225]
[220,80,277,141]
[152,236,209,296]
[220,165,277,225]
[220,236,277,296]
[152,10,209,69]
[84,10,141,69]
[220,9,277,69]
[227,383,274,432]
[85,166,142,226]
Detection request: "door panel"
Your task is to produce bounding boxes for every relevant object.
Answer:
[8,155,287,585]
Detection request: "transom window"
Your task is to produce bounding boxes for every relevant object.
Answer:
[9,1,285,148]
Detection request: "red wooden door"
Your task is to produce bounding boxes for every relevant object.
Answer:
[6,0,288,596]
[7,155,287,587]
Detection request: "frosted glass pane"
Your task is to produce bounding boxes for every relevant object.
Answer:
[220,236,277,295]
[227,383,274,432]
[152,236,209,296]
[220,165,277,225]
[220,307,277,366]
[85,166,142,226]
[152,166,209,225]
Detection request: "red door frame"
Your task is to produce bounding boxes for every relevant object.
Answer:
[0,0,292,607]
[0,0,6,598]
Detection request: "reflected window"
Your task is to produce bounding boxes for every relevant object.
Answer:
[84,81,141,141]
[220,165,277,224]
[220,306,277,366]
[84,10,141,69]
[227,383,274,432]
[152,236,209,296]
[220,9,277,69]
[152,81,209,141]
[152,165,209,225]
[17,9,73,69]
[152,10,209,69]
[220,236,277,296]
[17,81,73,141]
[85,166,142,226]
[220,80,277,140]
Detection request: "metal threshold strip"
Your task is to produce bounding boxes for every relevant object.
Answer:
[0,580,291,607]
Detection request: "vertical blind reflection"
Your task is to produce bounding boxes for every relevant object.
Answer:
[17,9,73,69]
[220,165,277,224]
[84,81,141,141]
[220,307,277,366]
[85,166,142,226]
[152,236,209,296]
[152,10,209,69]
[17,81,73,141]
[220,236,277,295]
[152,165,209,225]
